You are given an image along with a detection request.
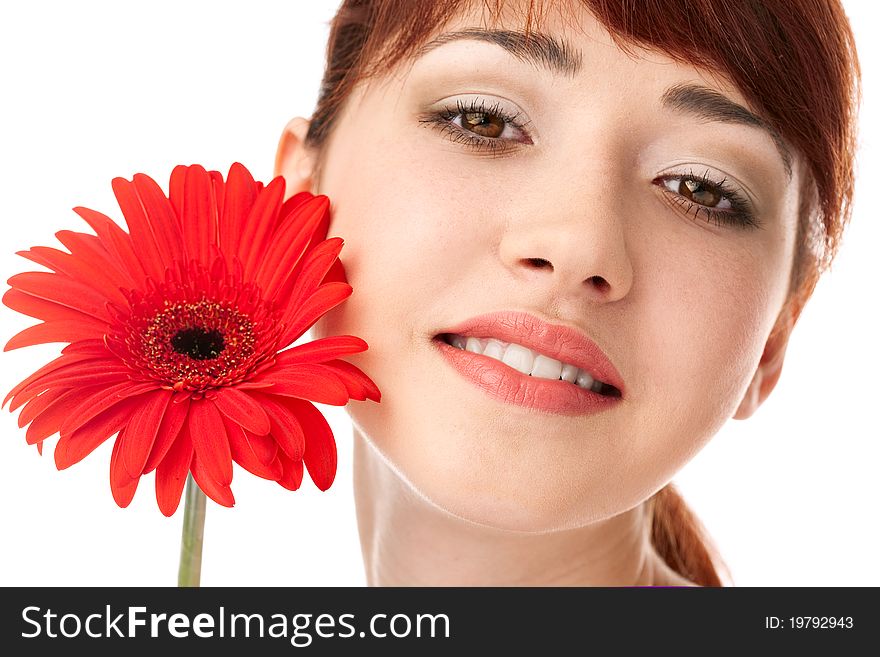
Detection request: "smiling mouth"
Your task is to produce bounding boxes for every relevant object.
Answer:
[434,333,622,398]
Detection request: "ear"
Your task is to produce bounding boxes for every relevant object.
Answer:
[733,314,793,420]
[274,116,319,198]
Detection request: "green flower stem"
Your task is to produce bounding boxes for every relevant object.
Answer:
[177,473,206,587]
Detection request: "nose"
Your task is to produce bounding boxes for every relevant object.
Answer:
[498,190,634,303]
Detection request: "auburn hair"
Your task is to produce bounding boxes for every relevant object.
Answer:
[303,0,861,586]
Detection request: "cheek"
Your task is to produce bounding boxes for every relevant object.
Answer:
[308,145,482,404]
[634,240,780,446]
[312,144,497,344]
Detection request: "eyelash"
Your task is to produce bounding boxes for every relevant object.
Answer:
[418,98,532,156]
[654,169,759,229]
[419,98,759,229]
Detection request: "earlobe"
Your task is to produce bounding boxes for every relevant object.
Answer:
[733,321,792,420]
[274,116,318,198]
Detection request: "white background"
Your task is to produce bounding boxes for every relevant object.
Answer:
[0,1,876,587]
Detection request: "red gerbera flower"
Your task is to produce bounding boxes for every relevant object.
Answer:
[2,163,380,515]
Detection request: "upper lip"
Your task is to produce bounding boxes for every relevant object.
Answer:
[435,311,625,396]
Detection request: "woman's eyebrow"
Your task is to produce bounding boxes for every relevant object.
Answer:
[415,27,583,77]
[416,29,793,180]
[662,83,793,179]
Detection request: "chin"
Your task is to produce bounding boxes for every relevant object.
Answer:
[441,496,597,533]
[405,468,604,534]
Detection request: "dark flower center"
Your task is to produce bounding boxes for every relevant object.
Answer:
[128,298,260,390]
[171,327,225,360]
[110,259,286,393]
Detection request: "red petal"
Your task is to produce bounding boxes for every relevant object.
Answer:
[17,387,68,428]
[279,190,314,217]
[54,393,146,470]
[122,389,172,478]
[3,287,112,325]
[285,237,344,310]
[278,282,353,347]
[239,177,285,279]
[110,429,139,508]
[322,257,348,285]
[54,229,123,270]
[187,399,233,486]
[132,173,187,266]
[213,387,271,436]
[276,450,304,491]
[4,318,110,351]
[257,364,350,406]
[232,380,275,391]
[18,243,126,307]
[52,231,130,306]
[73,206,145,286]
[31,361,128,394]
[254,194,330,300]
[7,271,113,323]
[209,170,225,222]
[24,387,100,445]
[252,394,305,461]
[16,245,75,273]
[191,452,235,508]
[4,350,105,408]
[155,427,193,516]
[224,418,281,480]
[241,428,277,465]
[182,165,217,265]
[111,177,166,281]
[60,381,155,437]
[218,163,258,261]
[15,359,130,395]
[143,394,190,473]
[274,335,368,367]
[168,165,187,224]
[287,398,337,491]
[62,338,112,354]
[322,358,382,402]
[284,194,336,284]
[108,381,158,397]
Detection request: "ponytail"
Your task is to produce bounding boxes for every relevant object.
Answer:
[649,483,731,587]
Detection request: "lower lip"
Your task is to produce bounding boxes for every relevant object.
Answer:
[431,337,622,416]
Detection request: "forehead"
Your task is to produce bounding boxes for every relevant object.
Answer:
[393,0,744,103]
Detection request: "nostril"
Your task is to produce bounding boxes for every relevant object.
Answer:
[587,275,610,293]
[525,257,552,269]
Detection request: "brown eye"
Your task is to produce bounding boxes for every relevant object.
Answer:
[679,179,722,207]
[418,97,533,153]
[660,176,733,211]
[462,111,505,138]
[654,171,759,229]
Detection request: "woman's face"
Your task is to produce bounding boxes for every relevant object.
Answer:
[297,1,802,531]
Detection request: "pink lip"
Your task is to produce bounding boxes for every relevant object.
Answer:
[432,311,625,416]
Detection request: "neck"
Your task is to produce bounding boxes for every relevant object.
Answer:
[351,428,679,587]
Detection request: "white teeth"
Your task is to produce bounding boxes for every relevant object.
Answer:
[501,343,534,375]
[560,363,579,383]
[465,337,484,353]
[576,370,595,389]
[445,333,607,392]
[482,338,506,360]
[530,354,563,380]
[450,334,467,350]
